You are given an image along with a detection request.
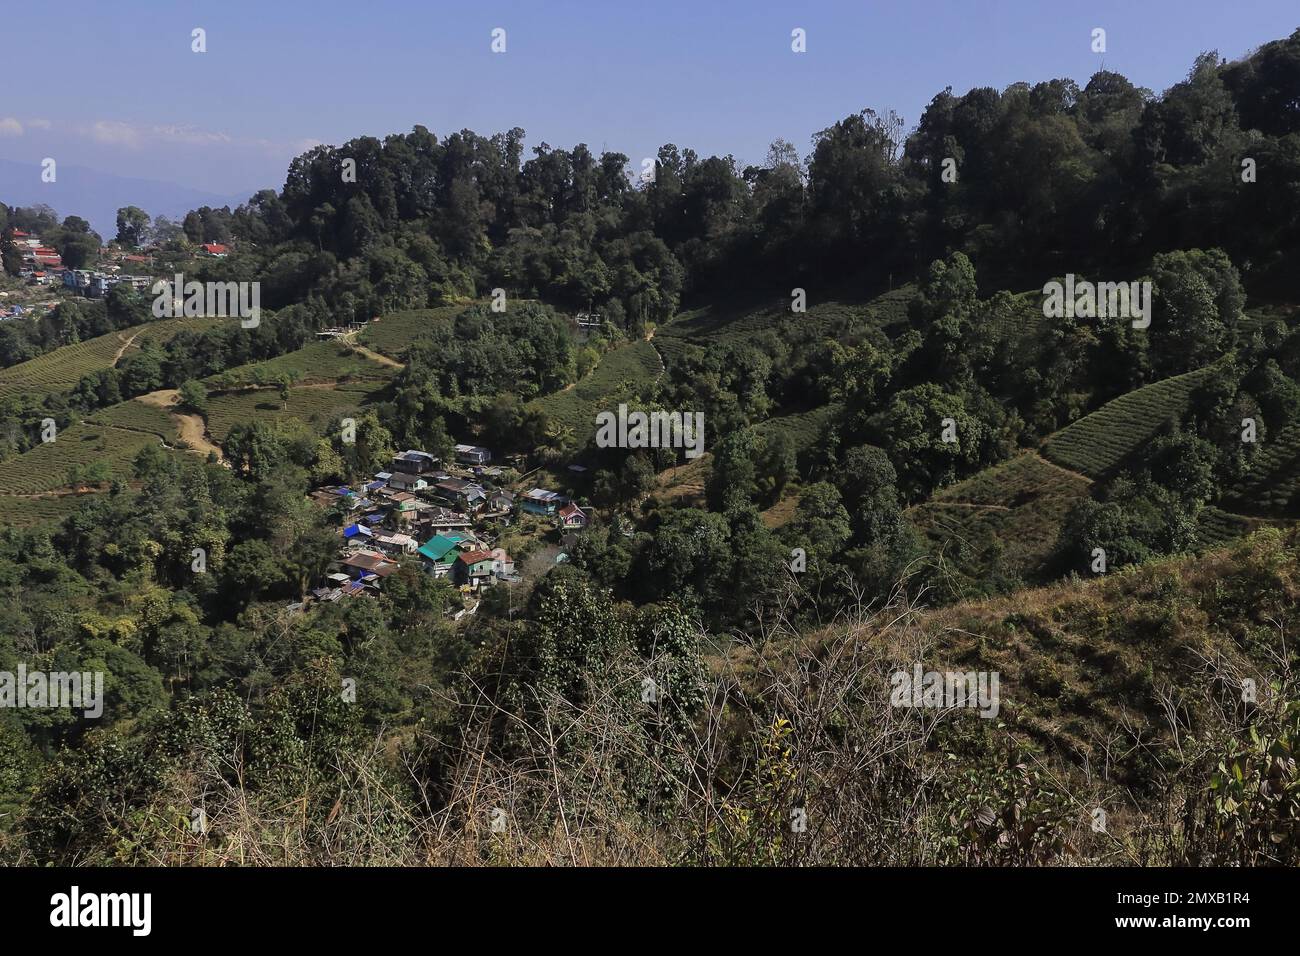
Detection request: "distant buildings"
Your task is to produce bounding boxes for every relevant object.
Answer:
[62,269,153,298]
[574,311,603,331]
[387,472,428,492]
[433,477,487,512]
[417,533,469,578]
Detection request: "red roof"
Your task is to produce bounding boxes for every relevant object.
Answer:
[457,549,495,565]
[201,243,230,255]
[558,502,585,519]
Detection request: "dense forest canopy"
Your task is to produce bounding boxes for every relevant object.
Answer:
[169,30,1300,315]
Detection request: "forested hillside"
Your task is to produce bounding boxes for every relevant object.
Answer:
[3,28,1300,866]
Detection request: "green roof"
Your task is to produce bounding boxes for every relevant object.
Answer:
[417,533,465,562]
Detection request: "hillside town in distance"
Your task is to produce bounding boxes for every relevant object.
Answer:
[1,218,594,621]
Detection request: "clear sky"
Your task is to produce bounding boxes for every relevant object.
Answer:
[1,0,1296,200]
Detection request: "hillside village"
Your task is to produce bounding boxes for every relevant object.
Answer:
[3,222,232,314]
[2,230,599,618]
[309,441,588,615]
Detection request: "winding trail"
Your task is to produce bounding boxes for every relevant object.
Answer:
[111,328,147,366]
[918,501,1013,512]
[341,331,404,369]
[642,326,667,385]
[136,389,225,461]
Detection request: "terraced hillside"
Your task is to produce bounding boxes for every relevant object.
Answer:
[1041,364,1220,477]
[0,494,90,527]
[754,402,843,454]
[0,317,223,402]
[1239,302,1298,332]
[1222,422,1300,517]
[0,396,200,521]
[527,339,663,439]
[0,421,174,495]
[920,526,1293,768]
[195,334,401,443]
[207,339,399,389]
[985,289,1050,343]
[1195,505,1264,547]
[908,451,1092,586]
[655,285,917,365]
[205,381,387,442]
[358,303,467,358]
[87,399,178,441]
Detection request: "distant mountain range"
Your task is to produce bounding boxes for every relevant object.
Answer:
[0,158,261,239]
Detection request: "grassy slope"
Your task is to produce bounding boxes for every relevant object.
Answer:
[913,527,1298,774]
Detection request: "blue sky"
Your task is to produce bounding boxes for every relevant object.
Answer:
[1,0,1296,202]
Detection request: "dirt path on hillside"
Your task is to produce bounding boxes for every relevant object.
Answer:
[135,389,180,409]
[1029,450,1094,485]
[137,389,225,461]
[920,501,1013,512]
[341,332,404,369]
[111,328,146,366]
[174,411,223,460]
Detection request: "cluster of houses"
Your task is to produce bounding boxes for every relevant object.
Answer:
[10,230,62,271]
[302,444,589,609]
[62,269,155,298]
[8,230,156,300]
[8,232,230,301]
